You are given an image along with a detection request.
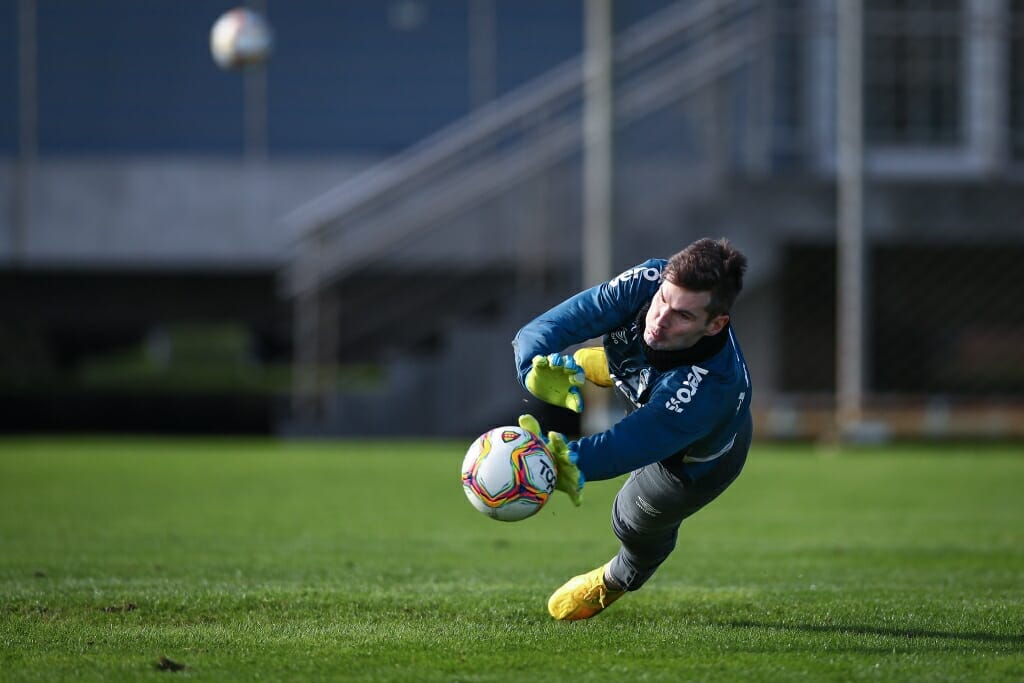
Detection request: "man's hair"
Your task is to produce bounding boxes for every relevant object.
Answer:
[664,237,747,319]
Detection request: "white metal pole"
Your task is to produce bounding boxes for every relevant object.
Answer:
[582,0,614,434]
[836,0,865,439]
[966,0,1009,172]
[583,0,614,289]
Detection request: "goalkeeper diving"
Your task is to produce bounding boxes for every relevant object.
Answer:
[513,237,753,620]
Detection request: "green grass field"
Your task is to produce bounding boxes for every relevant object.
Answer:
[1,438,1022,682]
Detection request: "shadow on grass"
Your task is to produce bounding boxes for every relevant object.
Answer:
[727,620,1024,649]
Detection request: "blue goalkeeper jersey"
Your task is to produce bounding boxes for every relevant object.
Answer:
[513,259,752,482]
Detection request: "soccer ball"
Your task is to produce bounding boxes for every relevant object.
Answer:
[461,426,557,522]
[210,7,273,70]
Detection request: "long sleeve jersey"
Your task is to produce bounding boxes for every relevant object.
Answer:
[513,259,752,482]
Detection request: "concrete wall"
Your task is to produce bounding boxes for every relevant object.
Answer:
[0,158,377,266]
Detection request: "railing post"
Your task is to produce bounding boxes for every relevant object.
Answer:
[836,0,866,440]
[582,0,615,434]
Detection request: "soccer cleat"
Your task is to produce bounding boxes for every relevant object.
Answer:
[547,563,624,621]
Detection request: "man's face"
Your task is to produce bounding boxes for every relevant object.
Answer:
[643,280,729,351]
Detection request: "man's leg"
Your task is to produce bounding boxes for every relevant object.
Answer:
[607,455,743,591]
[608,418,751,591]
[546,459,744,620]
[547,420,751,620]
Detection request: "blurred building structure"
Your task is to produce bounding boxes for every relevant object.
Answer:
[1,0,1022,438]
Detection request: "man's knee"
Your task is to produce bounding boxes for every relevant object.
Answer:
[611,487,680,558]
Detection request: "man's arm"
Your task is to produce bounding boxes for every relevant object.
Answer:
[512,259,666,392]
[569,382,725,481]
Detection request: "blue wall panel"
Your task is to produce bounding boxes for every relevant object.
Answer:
[495,1,581,94]
[0,1,17,153]
[267,1,470,154]
[23,0,673,156]
[36,0,244,154]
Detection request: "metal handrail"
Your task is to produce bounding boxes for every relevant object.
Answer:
[281,0,752,239]
[283,16,760,296]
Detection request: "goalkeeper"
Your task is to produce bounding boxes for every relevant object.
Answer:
[513,237,753,621]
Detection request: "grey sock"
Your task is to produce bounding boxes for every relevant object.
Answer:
[603,570,625,592]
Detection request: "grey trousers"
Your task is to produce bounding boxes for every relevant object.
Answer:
[607,414,752,591]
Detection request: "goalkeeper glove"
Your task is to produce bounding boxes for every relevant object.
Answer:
[525,354,585,414]
[518,413,583,507]
[572,346,613,388]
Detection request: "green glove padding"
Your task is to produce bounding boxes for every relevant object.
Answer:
[525,354,585,414]
[518,414,583,507]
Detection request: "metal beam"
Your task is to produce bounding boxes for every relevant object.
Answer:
[836,0,866,439]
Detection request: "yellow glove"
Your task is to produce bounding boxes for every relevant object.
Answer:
[572,346,613,387]
[525,354,585,414]
[518,414,583,507]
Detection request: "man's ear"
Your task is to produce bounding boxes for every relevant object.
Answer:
[706,314,729,336]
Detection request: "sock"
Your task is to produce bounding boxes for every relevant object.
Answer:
[603,570,625,592]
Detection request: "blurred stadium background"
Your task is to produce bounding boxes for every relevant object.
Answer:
[1,0,1021,440]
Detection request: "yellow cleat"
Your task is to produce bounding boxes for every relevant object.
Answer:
[547,563,624,621]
